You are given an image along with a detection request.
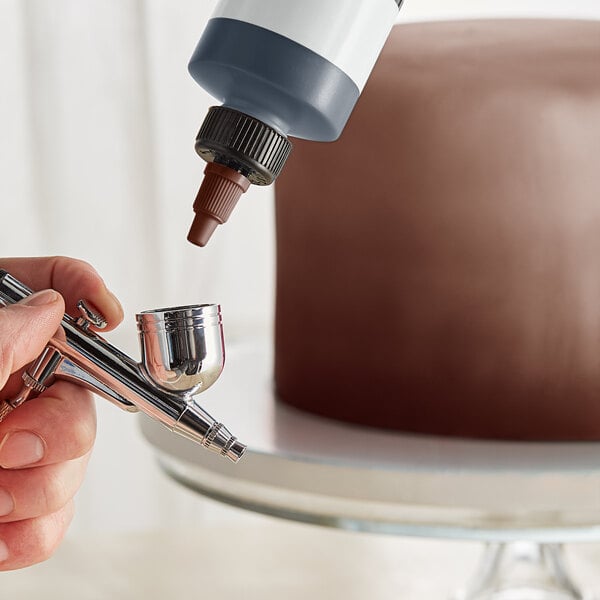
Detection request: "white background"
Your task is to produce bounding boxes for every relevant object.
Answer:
[0,0,599,537]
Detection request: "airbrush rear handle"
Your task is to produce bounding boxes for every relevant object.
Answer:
[0,270,246,463]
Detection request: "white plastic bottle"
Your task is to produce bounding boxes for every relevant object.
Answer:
[187,0,403,246]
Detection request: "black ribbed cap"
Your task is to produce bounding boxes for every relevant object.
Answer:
[195,106,293,186]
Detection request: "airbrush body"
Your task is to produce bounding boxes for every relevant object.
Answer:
[0,270,245,463]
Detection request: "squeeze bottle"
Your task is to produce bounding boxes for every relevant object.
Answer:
[187,0,404,246]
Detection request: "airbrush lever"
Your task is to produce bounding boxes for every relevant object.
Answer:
[0,270,246,463]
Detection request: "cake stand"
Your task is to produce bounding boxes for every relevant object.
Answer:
[140,339,600,599]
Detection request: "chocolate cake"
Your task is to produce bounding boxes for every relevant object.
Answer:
[274,20,600,440]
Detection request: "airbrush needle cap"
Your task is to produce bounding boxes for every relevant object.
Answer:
[187,162,251,247]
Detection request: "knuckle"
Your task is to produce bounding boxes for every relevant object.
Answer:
[0,339,8,386]
[34,503,74,562]
[0,459,85,524]
[69,399,97,458]
[53,256,95,278]
[31,522,59,563]
[40,468,72,515]
[3,504,73,568]
[0,313,16,386]
[44,386,97,458]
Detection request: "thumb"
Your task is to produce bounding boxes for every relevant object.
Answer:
[0,290,65,388]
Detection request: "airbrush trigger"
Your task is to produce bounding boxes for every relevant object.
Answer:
[76,300,108,330]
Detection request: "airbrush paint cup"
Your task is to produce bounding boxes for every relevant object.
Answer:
[137,304,225,395]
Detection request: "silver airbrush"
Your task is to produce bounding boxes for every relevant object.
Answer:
[0,270,246,463]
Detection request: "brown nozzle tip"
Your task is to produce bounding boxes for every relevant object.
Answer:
[187,162,251,247]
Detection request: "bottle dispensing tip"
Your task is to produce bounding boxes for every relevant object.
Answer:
[188,162,251,247]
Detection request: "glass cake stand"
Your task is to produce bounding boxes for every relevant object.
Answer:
[141,339,600,600]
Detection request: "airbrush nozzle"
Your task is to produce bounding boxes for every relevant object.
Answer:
[176,403,247,462]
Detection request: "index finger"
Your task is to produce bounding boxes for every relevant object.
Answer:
[0,256,123,331]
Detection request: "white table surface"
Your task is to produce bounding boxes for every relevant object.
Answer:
[3,517,600,600]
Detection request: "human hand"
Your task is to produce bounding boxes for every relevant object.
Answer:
[0,257,123,570]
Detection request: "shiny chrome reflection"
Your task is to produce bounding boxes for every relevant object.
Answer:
[137,305,224,394]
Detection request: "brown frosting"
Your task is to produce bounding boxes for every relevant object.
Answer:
[274,19,600,440]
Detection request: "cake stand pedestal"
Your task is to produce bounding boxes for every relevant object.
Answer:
[141,340,600,599]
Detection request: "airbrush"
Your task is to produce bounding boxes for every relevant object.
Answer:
[0,270,246,463]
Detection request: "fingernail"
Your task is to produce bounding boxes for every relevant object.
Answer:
[0,431,45,468]
[0,540,8,563]
[0,487,14,517]
[20,289,59,307]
